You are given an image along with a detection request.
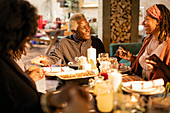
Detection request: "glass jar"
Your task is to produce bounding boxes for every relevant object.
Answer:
[96,82,113,112]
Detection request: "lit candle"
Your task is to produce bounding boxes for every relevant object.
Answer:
[87,46,96,69]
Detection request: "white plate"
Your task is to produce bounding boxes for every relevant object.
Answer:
[43,67,73,73]
[122,81,156,93]
[125,86,157,93]
[122,86,165,95]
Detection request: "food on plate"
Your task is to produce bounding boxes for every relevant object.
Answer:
[58,71,94,79]
[46,70,96,80]
[122,75,144,82]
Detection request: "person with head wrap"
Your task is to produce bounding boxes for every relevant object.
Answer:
[34,13,105,65]
[117,4,170,84]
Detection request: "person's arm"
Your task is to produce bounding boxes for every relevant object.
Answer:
[146,54,170,80]
[48,39,66,65]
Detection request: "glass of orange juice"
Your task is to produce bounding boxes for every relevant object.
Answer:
[96,82,113,112]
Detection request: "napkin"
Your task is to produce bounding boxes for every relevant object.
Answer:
[35,77,46,93]
[110,70,122,92]
[123,78,164,90]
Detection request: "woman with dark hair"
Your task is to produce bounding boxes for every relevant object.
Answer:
[117,4,170,84]
[0,0,44,112]
[0,0,90,112]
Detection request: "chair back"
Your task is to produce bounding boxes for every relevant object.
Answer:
[110,42,143,57]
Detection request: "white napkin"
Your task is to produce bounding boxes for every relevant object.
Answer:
[35,77,46,93]
[110,70,122,92]
[123,78,164,90]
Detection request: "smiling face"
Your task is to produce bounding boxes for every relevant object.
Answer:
[142,13,160,35]
[74,19,91,41]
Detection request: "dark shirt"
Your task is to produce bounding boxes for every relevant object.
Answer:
[48,34,105,64]
[0,54,43,113]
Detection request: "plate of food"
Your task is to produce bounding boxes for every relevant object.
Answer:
[46,70,96,80]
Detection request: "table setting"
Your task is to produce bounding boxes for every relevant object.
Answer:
[29,46,170,113]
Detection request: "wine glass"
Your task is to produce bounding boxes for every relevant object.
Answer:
[109,57,119,72]
[98,53,111,80]
[98,53,109,64]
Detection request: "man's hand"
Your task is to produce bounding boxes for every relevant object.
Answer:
[31,55,49,66]
[116,46,132,61]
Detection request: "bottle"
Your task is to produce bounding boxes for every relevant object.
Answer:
[96,82,113,112]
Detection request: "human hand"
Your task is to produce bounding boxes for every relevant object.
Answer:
[27,65,45,82]
[31,55,49,66]
[116,46,132,61]
[145,54,163,72]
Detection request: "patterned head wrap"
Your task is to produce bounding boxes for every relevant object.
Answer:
[146,4,162,21]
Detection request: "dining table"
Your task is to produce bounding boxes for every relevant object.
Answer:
[34,65,167,113]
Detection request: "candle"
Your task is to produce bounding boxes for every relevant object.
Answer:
[87,46,96,69]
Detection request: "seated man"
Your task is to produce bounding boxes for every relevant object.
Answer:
[34,13,105,65]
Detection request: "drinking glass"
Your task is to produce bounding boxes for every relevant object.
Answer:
[98,53,109,63]
[99,61,111,80]
[113,93,132,113]
[98,53,110,80]
[110,57,118,70]
[96,82,113,112]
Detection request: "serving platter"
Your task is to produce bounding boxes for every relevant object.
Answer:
[46,70,96,80]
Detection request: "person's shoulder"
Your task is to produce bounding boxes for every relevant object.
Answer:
[59,35,72,42]
[91,35,102,42]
